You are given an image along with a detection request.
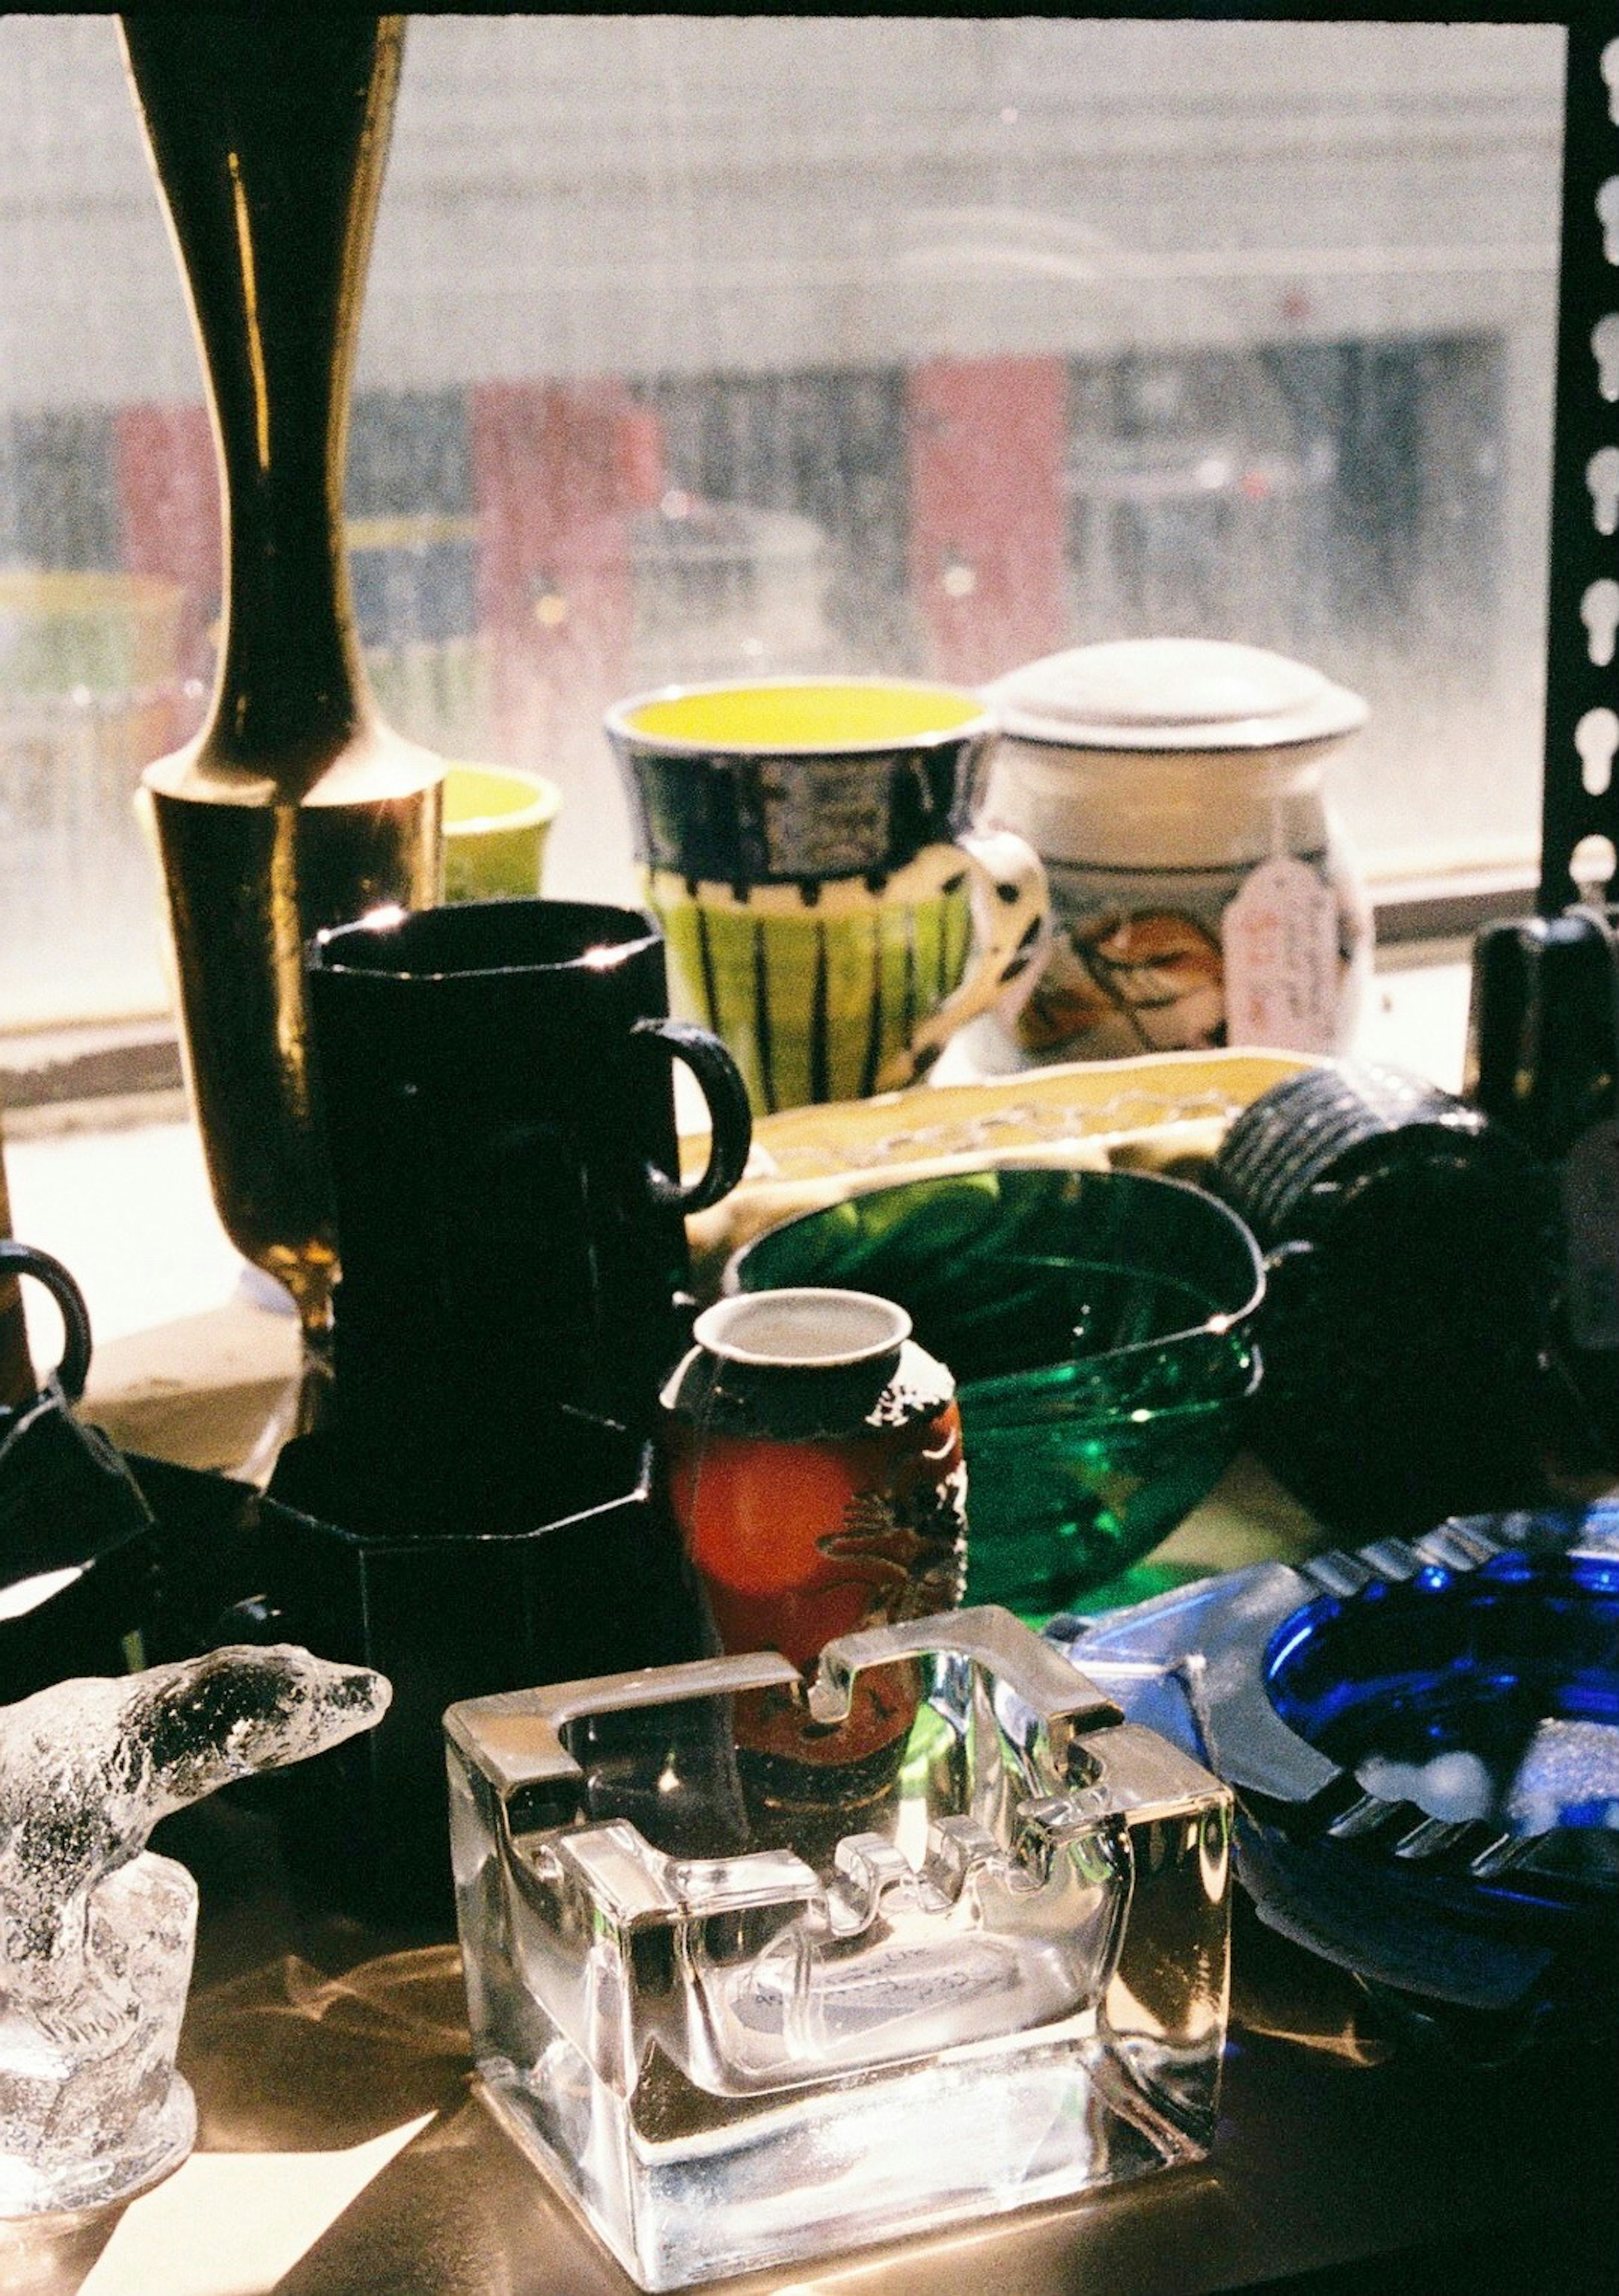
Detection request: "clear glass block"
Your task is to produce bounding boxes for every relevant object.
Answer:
[447,1605,1232,2290]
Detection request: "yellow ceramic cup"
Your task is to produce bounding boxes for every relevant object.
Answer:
[441,764,561,902]
[606,677,1049,1113]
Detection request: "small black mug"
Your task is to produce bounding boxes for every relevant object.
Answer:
[305,899,753,1443]
[0,1239,163,1698]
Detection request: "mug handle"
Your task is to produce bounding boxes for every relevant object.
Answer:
[633,1017,754,1214]
[0,1238,93,1403]
[873,828,1051,1093]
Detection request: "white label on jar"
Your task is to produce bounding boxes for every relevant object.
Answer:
[1221,855,1339,1051]
[1563,1117,1619,1350]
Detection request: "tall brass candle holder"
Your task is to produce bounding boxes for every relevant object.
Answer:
[120,16,442,1341]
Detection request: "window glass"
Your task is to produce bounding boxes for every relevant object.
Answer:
[0,16,1565,1027]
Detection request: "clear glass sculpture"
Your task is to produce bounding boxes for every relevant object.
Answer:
[0,1645,389,2216]
[447,1604,1231,2290]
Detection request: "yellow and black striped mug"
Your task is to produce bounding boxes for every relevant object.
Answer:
[606,678,1049,1114]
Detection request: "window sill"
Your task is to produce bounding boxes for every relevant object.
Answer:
[0,875,1505,1120]
[0,944,1473,1486]
[0,1017,182,1123]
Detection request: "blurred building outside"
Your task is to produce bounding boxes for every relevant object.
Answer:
[0,16,1564,1028]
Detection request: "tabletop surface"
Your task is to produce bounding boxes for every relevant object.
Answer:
[6,1789,1610,2296]
[7,964,1603,2296]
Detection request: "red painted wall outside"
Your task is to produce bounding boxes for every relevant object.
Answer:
[469,380,661,764]
[908,355,1068,686]
[111,401,221,698]
[113,373,1073,762]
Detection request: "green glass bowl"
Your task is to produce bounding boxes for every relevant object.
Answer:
[726,1165,1265,1620]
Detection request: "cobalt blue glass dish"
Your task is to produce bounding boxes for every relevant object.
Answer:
[1052,1502,1619,2053]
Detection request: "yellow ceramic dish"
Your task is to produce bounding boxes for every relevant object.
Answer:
[442,764,561,902]
[682,1045,1318,1289]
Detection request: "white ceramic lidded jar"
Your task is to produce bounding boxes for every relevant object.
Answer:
[979,638,1372,1062]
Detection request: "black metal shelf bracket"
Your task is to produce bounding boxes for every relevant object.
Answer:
[1541,21,1619,912]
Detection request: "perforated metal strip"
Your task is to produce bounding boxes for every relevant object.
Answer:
[1541,24,1619,909]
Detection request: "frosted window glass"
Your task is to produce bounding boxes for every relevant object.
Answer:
[0,16,1564,1026]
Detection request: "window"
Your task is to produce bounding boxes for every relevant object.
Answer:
[0,15,1565,1030]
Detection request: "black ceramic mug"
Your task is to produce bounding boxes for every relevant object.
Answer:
[304,900,753,1443]
[0,1240,166,1699]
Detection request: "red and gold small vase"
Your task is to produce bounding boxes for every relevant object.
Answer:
[661,1287,966,1804]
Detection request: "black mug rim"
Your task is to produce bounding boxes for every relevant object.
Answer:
[308,898,662,985]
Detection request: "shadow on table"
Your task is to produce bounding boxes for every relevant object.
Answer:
[182,1941,470,2154]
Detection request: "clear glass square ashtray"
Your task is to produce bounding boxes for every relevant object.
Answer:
[446,1605,1232,2290]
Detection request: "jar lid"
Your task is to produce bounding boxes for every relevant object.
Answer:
[987,637,1368,753]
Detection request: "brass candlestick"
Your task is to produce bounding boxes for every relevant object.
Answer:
[120,16,442,1338]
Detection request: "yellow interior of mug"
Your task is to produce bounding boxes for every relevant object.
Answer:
[625,680,985,751]
[443,763,560,832]
[441,764,561,903]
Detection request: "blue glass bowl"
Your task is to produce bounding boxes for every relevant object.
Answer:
[1057,1505,1619,2049]
[727,1164,1264,1618]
